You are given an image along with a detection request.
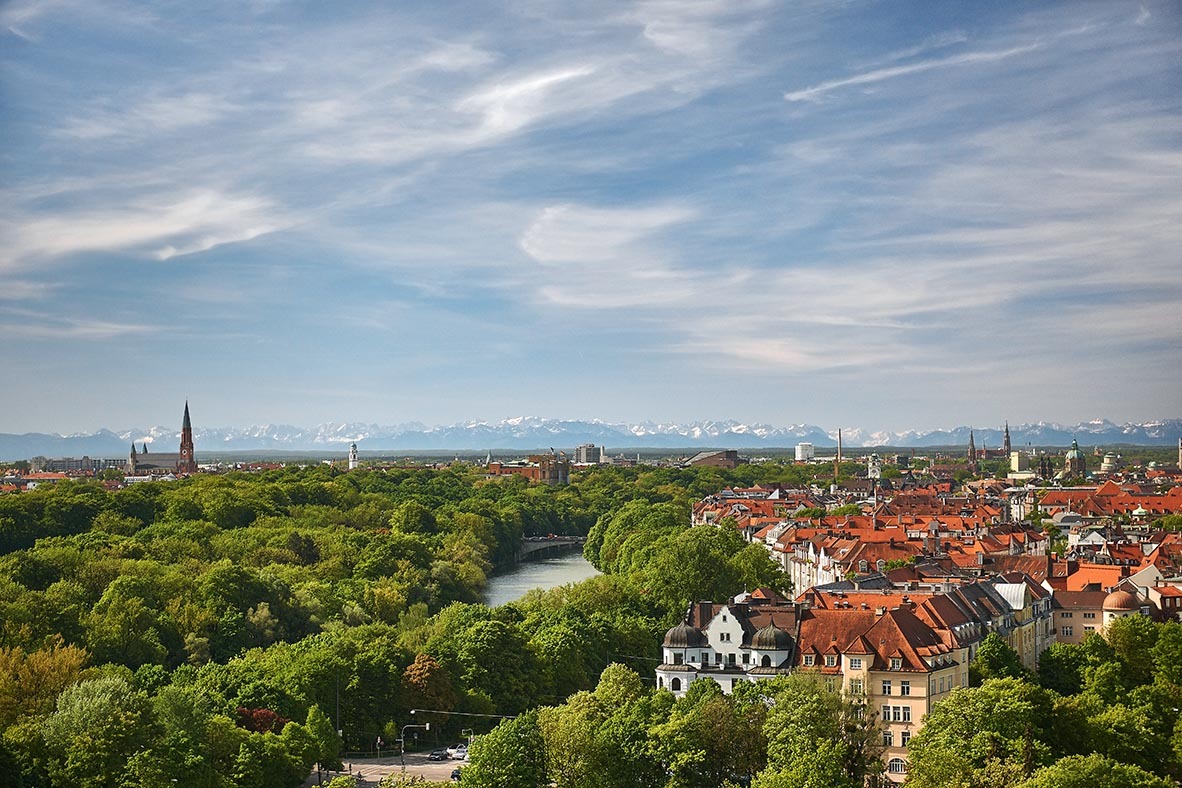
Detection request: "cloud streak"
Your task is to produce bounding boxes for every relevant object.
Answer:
[785,42,1041,102]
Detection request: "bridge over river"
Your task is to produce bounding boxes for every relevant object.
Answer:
[516,535,586,561]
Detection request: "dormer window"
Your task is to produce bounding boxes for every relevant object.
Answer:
[804,655,815,666]
[825,655,837,667]
[890,658,902,670]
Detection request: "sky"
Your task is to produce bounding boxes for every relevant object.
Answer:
[1,0,1180,434]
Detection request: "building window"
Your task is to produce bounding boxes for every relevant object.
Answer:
[883,731,893,747]
[882,680,892,695]
[888,758,908,774]
[742,653,750,665]
[1060,612,1073,618]
[674,653,683,665]
[761,655,771,667]
[850,658,863,670]
[716,653,723,665]
[1084,626,1095,632]
[900,681,910,696]
[671,678,681,692]
[901,730,911,747]
[728,653,737,665]
[883,705,912,722]
[939,676,945,693]
[1061,626,1073,637]
[804,655,815,667]
[849,679,864,695]
[1083,612,1096,620]
[890,658,902,670]
[825,655,837,667]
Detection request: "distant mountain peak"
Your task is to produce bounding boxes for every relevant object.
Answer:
[1,417,1178,460]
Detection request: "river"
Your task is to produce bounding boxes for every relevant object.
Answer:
[483,550,601,607]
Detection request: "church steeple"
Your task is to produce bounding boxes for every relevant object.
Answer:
[178,401,196,474]
[968,429,978,473]
[1003,421,1012,455]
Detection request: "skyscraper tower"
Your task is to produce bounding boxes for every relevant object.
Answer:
[179,401,196,474]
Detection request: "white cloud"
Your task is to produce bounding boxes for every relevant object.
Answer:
[58,91,239,141]
[520,203,695,264]
[2,190,284,269]
[785,42,1042,102]
[0,307,158,340]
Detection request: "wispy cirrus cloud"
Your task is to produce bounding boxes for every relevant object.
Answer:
[519,202,700,308]
[0,305,158,340]
[784,41,1042,102]
[1,189,284,269]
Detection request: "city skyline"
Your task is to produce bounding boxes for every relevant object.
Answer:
[2,1,1180,434]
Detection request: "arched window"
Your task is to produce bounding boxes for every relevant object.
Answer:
[888,758,908,774]
[859,560,869,573]
[761,655,771,667]
[658,677,664,688]
[671,677,682,692]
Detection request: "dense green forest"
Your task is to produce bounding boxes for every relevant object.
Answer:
[0,463,792,787]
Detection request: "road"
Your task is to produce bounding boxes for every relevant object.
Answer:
[304,753,463,786]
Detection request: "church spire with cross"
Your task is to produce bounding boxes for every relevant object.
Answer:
[178,401,196,474]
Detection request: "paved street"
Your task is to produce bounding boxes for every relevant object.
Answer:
[304,753,463,786]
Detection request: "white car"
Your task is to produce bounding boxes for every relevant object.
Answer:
[447,743,467,760]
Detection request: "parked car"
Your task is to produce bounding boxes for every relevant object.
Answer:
[428,748,449,761]
[451,767,462,782]
[446,743,466,759]
[452,744,468,760]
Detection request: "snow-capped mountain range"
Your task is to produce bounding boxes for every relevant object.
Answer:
[2,418,1180,460]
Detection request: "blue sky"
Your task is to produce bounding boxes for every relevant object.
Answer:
[2,0,1179,434]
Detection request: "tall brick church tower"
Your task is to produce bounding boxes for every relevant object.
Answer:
[179,401,197,474]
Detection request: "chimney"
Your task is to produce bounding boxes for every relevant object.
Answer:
[875,607,886,617]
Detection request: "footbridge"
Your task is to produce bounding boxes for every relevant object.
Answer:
[517,535,586,561]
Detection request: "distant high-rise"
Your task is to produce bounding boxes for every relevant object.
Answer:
[573,443,603,464]
[795,443,815,462]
